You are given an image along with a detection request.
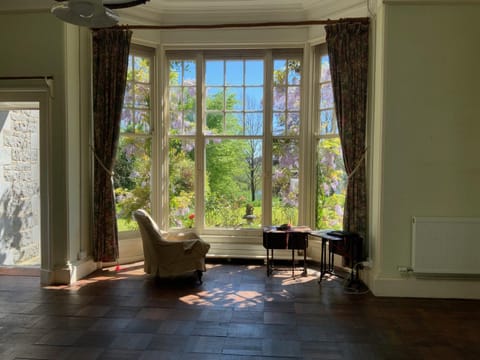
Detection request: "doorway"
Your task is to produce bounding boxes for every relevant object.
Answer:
[0,100,42,275]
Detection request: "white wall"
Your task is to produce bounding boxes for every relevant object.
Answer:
[370,2,480,298]
[0,12,95,283]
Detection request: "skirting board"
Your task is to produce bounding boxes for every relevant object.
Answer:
[371,275,480,300]
[40,258,97,285]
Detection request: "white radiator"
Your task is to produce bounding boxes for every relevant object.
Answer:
[412,217,480,276]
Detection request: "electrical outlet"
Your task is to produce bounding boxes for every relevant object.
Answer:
[397,266,413,273]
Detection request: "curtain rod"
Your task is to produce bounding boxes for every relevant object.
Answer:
[113,17,369,31]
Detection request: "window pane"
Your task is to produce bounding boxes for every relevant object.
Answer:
[114,136,152,231]
[226,60,243,85]
[273,60,287,85]
[205,59,264,136]
[183,60,196,84]
[169,87,181,111]
[319,110,337,135]
[273,87,286,111]
[206,60,224,85]
[169,139,196,228]
[286,112,300,136]
[183,87,196,112]
[225,112,243,135]
[320,83,334,109]
[120,108,133,133]
[206,112,224,134]
[206,87,224,110]
[226,87,243,110]
[205,138,263,229]
[316,138,346,229]
[126,56,134,81]
[124,82,133,106]
[245,87,263,111]
[272,139,299,225]
[169,60,197,135]
[288,60,301,85]
[287,86,300,111]
[134,83,150,108]
[134,56,150,83]
[272,113,285,136]
[273,58,302,137]
[184,111,196,135]
[245,60,263,85]
[134,110,150,134]
[169,61,182,85]
[245,113,263,136]
[320,55,331,82]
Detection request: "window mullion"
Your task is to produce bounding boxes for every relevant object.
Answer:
[196,53,205,232]
[159,50,170,229]
[300,45,315,228]
[263,51,273,226]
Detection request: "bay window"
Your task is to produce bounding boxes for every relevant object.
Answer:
[114,45,346,241]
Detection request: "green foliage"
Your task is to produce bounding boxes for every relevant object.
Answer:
[114,136,152,224]
[315,137,346,230]
[114,146,135,190]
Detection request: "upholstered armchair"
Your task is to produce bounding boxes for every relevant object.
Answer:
[133,209,210,283]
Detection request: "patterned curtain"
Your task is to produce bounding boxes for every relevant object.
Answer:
[92,28,132,262]
[325,20,369,241]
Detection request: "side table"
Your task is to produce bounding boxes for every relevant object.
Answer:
[309,230,363,284]
[263,226,311,277]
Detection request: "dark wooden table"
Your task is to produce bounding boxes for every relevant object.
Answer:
[262,226,311,277]
[309,230,363,284]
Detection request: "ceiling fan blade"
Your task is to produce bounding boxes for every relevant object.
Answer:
[51,0,119,28]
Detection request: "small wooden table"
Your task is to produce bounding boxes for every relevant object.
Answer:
[309,230,363,284]
[262,226,311,277]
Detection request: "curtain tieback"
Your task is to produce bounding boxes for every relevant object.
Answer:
[347,147,368,180]
[90,144,114,178]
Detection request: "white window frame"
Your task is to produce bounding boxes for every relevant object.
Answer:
[162,49,305,236]
[117,44,156,238]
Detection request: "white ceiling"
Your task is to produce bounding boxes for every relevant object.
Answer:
[0,0,366,25]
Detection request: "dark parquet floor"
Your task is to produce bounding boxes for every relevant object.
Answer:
[0,261,479,359]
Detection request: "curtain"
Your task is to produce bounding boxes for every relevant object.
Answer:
[325,21,369,242]
[92,28,132,262]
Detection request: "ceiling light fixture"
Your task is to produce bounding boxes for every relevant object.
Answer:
[51,0,150,28]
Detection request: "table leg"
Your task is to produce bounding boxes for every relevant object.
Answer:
[291,249,295,277]
[266,248,270,276]
[319,238,326,283]
[303,244,307,276]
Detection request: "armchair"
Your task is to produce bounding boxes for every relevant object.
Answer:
[133,209,210,283]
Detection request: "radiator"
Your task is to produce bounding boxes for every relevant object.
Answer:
[412,217,480,276]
